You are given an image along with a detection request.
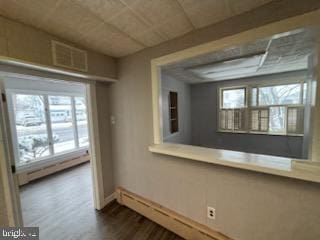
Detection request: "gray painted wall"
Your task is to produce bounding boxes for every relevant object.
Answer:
[161,73,191,144]
[190,72,306,158]
[111,2,320,239]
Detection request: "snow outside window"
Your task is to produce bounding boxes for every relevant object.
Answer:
[10,92,90,166]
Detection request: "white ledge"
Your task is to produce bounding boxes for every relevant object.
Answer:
[149,143,320,184]
[0,56,117,83]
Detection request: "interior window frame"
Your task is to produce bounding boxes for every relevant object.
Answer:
[150,11,320,181]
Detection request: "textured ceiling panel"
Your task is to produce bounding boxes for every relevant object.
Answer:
[227,0,272,15]
[78,23,144,57]
[107,8,166,46]
[162,29,317,83]
[38,1,103,41]
[0,0,60,28]
[121,0,194,39]
[177,0,231,28]
[72,0,126,22]
[0,0,275,57]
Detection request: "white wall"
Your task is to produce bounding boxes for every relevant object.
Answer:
[161,73,191,144]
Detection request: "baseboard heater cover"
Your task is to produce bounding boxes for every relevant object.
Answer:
[115,187,232,240]
[18,154,90,185]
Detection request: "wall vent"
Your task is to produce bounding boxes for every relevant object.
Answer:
[51,40,88,72]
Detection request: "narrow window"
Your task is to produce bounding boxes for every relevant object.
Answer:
[75,97,89,147]
[169,91,178,133]
[287,107,304,135]
[12,94,49,164]
[250,109,269,132]
[48,96,76,154]
[219,87,246,132]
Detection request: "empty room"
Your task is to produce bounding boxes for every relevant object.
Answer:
[0,1,319,240]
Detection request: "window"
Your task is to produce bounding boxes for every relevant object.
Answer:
[219,109,246,131]
[219,82,306,135]
[75,97,89,147]
[13,94,49,164]
[250,108,269,132]
[258,84,301,106]
[287,106,304,134]
[49,96,76,154]
[219,88,246,132]
[221,88,246,108]
[169,91,178,133]
[9,91,90,167]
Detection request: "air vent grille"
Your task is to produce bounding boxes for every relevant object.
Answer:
[52,40,88,72]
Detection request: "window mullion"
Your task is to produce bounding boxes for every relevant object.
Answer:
[71,97,79,148]
[44,95,54,155]
[300,81,304,105]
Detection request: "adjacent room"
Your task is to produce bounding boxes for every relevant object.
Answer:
[0,1,319,240]
[161,28,317,159]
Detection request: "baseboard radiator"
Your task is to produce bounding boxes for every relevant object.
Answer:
[116,187,232,240]
[18,154,90,186]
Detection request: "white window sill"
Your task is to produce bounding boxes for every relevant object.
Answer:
[16,147,89,173]
[149,143,320,183]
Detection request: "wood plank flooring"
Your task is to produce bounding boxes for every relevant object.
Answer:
[20,163,183,240]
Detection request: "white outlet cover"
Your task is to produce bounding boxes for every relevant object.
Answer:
[207,206,216,220]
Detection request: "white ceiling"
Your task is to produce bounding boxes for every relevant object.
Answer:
[162,29,317,83]
[0,0,273,57]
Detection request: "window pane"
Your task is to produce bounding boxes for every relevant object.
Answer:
[13,94,49,164]
[287,107,304,134]
[269,106,286,134]
[259,84,301,106]
[303,82,307,104]
[251,88,257,106]
[49,96,75,153]
[226,110,233,129]
[222,88,245,108]
[251,110,259,131]
[260,110,269,131]
[75,97,89,147]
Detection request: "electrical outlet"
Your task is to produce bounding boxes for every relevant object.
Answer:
[110,115,116,125]
[207,206,215,220]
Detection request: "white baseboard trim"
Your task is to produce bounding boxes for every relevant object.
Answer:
[102,192,116,208]
[116,187,231,240]
[17,154,90,186]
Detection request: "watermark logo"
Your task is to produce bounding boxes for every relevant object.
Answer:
[0,227,39,240]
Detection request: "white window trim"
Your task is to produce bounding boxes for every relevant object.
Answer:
[6,88,89,170]
[217,81,306,136]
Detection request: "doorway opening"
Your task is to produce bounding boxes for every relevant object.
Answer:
[0,71,105,228]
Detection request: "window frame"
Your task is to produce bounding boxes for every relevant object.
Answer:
[218,86,248,133]
[217,80,306,136]
[150,10,320,182]
[6,88,89,170]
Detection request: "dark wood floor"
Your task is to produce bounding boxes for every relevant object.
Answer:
[20,163,183,240]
